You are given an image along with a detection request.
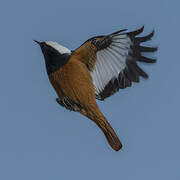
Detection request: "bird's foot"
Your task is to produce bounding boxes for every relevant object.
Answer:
[56,97,82,112]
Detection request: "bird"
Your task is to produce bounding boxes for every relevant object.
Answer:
[34,26,157,151]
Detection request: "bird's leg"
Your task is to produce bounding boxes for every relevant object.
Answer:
[56,98,65,106]
[56,97,73,110]
[56,97,82,112]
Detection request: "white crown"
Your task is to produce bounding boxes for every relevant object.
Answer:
[45,41,71,54]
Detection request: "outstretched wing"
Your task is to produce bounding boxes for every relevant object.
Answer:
[72,26,157,100]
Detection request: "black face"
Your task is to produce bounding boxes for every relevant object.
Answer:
[35,41,71,75]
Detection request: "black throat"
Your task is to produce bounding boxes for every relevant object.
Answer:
[40,43,71,75]
[45,53,71,75]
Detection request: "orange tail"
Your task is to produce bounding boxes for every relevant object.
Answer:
[80,109,122,151]
[96,118,122,151]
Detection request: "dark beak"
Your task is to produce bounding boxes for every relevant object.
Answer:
[34,40,41,45]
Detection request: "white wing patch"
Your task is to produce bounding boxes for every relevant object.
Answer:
[87,27,157,100]
[90,33,131,95]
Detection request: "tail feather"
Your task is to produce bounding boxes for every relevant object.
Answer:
[101,120,122,151]
[81,108,122,151]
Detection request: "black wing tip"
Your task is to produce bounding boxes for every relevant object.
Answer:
[128,27,157,64]
[140,72,149,79]
[138,56,157,63]
[150,58,157,63]
[153,46,158,52]
[148,29,155,39]
[127,26,156,43]
[112,26,145,36]
[136,45,158,53]
[144,74,149,79]
[136,30,155,42]
[150,46,158,52]
[111,29,128,36]
[127,25,144,36]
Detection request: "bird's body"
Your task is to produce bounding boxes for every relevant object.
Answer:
[35,26,157,151]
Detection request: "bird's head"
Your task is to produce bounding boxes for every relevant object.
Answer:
[34,40,71,75]
[34,40,71,60]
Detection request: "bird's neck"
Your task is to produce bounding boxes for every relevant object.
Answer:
[45,53,71,75]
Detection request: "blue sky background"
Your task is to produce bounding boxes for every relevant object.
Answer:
[0,0,179,179]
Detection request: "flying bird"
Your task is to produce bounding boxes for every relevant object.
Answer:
[35,26,157,151]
